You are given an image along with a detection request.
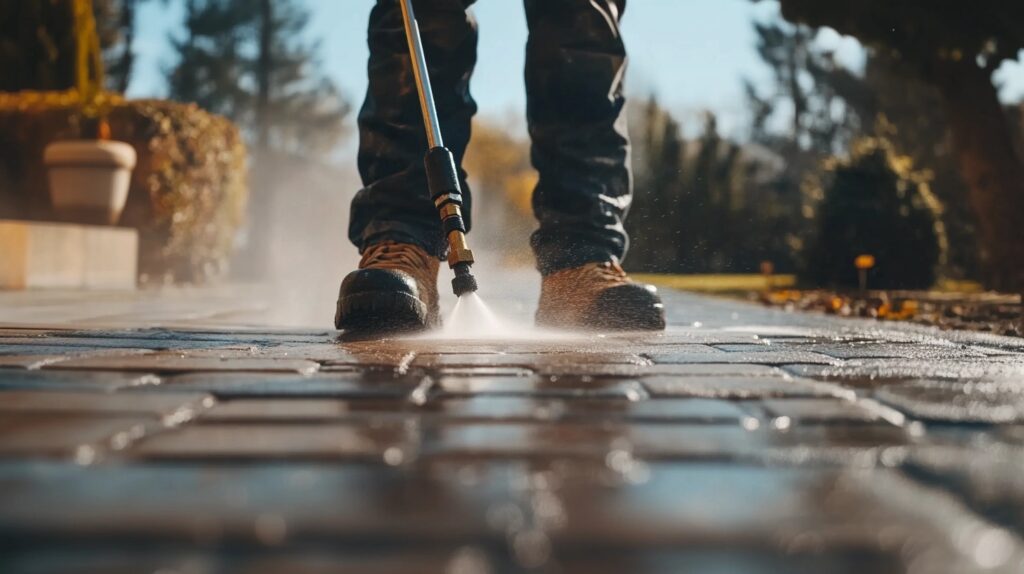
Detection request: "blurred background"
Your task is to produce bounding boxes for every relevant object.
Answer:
[1,0,1023,326]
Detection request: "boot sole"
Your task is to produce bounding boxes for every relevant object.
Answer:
[335,291,433,334]
[582,295,666,331]
[537,284,667,332]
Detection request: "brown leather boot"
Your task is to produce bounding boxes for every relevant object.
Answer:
[335,241,440,333]
[536,261,666,331]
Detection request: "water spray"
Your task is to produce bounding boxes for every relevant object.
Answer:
[400,0,479,297]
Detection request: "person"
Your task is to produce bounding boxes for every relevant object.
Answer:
[336,0,665,333]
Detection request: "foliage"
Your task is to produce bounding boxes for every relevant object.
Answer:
[778,0,1024,291]
[777,1,1024,79]
[740,21,866,277]
[850,54,981,279]
[802,138,944,290]
[461,120,537,265]
[626,97,800,274]
[167,0,349,158]
[0,0,105,101]
[745,21,864,155]
[0,92,248,284]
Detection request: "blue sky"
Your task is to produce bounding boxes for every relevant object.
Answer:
[130,0,1024,140]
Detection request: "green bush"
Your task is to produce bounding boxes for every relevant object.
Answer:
[802,138,945,290]
[0,92,248,284]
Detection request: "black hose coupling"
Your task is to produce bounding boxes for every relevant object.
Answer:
[424,146,478,295]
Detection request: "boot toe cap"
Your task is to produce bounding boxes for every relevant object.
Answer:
[584,283,666,331]
[335,269,432,332]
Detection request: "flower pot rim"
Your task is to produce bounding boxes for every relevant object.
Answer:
[44,139,137,170]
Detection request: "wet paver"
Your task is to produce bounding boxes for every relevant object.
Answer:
[1,284,1023,573]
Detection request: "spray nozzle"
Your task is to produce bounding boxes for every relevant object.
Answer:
[451,261,478,296]
[426,146,479,297]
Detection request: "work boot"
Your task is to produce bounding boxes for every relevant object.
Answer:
[536,261,666,331]
[335,241,440,333]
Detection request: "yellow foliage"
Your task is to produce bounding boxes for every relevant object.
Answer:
[463,121,537,217]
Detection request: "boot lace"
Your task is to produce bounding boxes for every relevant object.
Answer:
[361,242,430,271]
[585,261,630,285]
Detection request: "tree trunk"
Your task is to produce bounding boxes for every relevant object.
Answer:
[255,0,273,152]
[933,59,1024,292]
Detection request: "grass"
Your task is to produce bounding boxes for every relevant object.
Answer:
[632,273,796,293]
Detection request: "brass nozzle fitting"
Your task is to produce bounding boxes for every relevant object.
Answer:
[425,146,479,295]
[447,230,475,268]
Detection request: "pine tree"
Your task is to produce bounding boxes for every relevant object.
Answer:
[167,0,348,158]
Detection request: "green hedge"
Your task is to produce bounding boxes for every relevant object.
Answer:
[0,93,248,284]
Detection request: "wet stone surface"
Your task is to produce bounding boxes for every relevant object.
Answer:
[1,286,1024,572]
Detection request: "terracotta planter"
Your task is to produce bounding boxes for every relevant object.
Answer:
[43,140,137,225]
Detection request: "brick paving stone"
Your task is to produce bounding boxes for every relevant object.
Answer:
[619,329,762,345]
[647,350,840,365]
[0,461,511,541]
[0,414,153,456]
[801,358,1024,381]
[904,447,1024,534]
[0,370,161,391]
[713,343,786,352]
[153,372,422,399]
[423,421,622,459]
[0,550,462,574]
[756,398,900,425]
[0,348,154,370]
[199,398,408,421]
[435,366,534,377]
[425,396,751,425]
[628,424,912,461]
[806,343,991,360]
[44,353,321,375]
[534,362,788,378]
[0,336,233,351]
[63,328,335,346]
[130,423,411,461]
[0,390,213,419]
[1000,426,1024,445]
[412,352,650,370]
[434,375,647,400]
[546,463,1024,571]
[310,349,416,368]
[643,376,853,400]
[874,379,1024,423]
[0,344,111,356]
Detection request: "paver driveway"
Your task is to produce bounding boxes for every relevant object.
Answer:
[1,281,1023,573]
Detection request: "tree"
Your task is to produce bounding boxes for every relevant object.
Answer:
[167,0,348,157]
[778,0,1024,291]
[98,0,154,93]
[803,138,945,289]
[627,97,799,274]
[745,22,864,156]
[627,96,687,273]
[852,54,981,280]
[1,1,81,91]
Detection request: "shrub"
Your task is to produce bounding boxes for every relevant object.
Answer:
[0,91,248,284]
[802,138,946,290]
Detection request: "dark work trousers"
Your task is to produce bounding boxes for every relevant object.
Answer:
[349,0,631,275]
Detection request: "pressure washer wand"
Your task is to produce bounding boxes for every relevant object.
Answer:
[399,0,479,297]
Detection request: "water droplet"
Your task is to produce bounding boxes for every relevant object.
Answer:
[383,446,405,466]
[74,445,96,466]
